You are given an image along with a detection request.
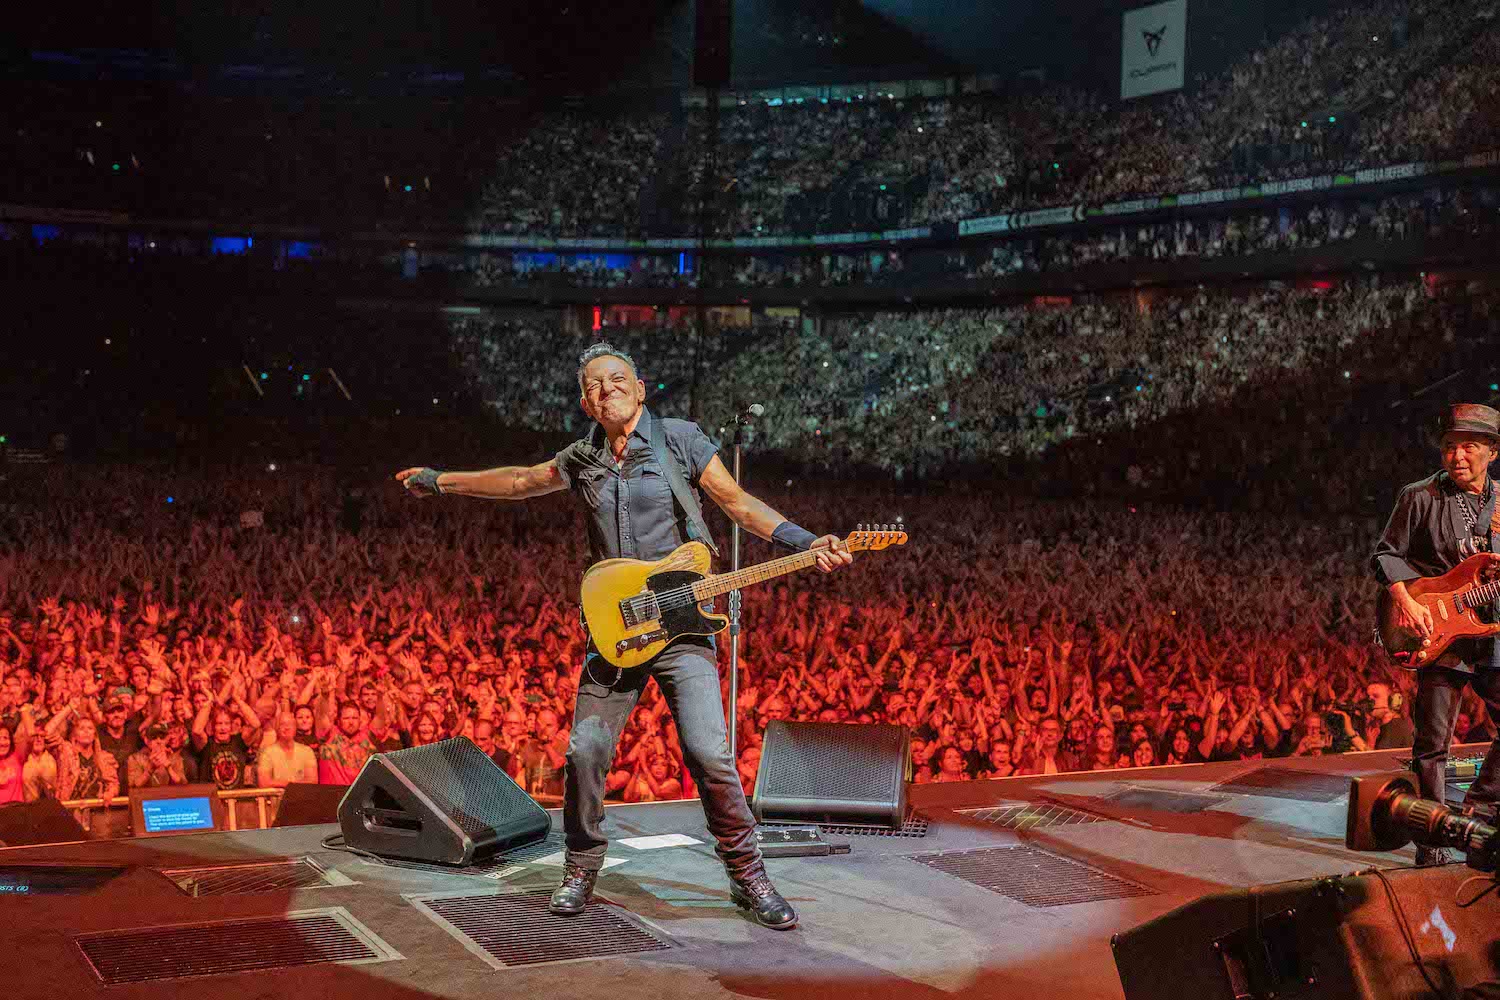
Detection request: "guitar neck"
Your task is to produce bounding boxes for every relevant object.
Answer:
[691,549,826,601]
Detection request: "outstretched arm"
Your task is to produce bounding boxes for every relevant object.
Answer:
[698,456,854,572]
[396,459,566,501]
[697,456,795,542]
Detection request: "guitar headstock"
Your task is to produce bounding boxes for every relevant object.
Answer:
[845,521,909,552]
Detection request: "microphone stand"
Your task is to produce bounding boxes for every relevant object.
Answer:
[726,410,752,760]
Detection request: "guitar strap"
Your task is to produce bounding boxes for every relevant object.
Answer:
[649,411,721,559]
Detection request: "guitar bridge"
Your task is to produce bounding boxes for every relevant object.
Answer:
[619,591,661,628]
[617,628,669,655]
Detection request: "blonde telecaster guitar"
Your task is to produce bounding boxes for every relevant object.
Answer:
[580,524,909,669]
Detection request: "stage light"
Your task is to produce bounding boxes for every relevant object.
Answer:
[879,184,886,190]
[259,372,268,380]
[112,163,119,171]
[1329,116,1337,123]
[104,338,111,345]
[0,436,6,444]
[404,184,412,192]
[1300,121,1308,128]
[302,374,310,381]
[166,497,174,503]
[268,463,277,471]
[95,120,101,127]
[1491,384,1498,392]
[657,382,665,389]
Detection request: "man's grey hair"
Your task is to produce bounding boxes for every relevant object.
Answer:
[576,342,639,391]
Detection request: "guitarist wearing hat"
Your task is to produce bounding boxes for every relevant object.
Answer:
[395,342,852,929]
[1373,403,1500,866]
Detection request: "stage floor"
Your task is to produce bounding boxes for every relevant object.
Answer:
[0,745,1473,1000]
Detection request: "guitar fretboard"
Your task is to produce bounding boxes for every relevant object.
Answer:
[1461,580,1500,610]
[690,549,825,601]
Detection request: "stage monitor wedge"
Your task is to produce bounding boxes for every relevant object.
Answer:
[338,737,549,866]
[0,798,87,847]
[753,721,910,828]
[1112,863,1500,999]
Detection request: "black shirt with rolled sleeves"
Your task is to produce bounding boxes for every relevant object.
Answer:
[553,407,721,565]
[1372,470,1500,673]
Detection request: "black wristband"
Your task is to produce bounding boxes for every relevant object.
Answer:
[772,521,818,553]
[410,467,444,495]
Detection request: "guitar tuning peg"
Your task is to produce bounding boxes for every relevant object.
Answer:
[856,523,863,531]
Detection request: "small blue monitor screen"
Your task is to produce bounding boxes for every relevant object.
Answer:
[141,796,216,833]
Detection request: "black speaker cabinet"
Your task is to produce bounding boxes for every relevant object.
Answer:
[752,721,910,827]
[1113,864,1500,1000]
[338,737,550,866]
[273,782,348,828]
[0,799,87,847]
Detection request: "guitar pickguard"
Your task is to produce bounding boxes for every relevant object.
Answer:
[643,569,721,638]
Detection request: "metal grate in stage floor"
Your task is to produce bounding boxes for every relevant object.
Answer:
[912,844,1158,908]
[158,856,352,897]
[1106,786,1230,814]
[408,889,673,969]
[960,802,1107,831]
[1210,766,1353,802]
[74,907,401,984]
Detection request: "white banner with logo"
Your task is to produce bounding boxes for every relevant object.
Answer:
[1121,0,1187,100]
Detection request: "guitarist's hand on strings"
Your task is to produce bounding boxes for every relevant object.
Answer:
[810,535,854,574]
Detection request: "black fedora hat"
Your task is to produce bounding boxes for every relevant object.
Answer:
[1439,403,1500,442]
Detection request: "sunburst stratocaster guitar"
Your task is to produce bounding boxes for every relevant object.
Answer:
[1375,553,1500,667]
[580,524,909,669]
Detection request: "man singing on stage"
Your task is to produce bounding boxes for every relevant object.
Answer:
[1373,403,1500,866]
[397,342,852,928]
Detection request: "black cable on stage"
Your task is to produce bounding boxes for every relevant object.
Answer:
[320,831,383,862]
[1456,872,1500,909]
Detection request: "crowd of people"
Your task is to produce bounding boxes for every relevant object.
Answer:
[6,0,1499,243]
[7,266,1500,824]
[0,461,1459,817]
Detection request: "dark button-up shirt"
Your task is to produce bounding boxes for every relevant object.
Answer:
[1372,470,1500,672]
[553,407,720,566]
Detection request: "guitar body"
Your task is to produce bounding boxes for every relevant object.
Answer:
[1376,554,1500,668]
[580,541,728,669]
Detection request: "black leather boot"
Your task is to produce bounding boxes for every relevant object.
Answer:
[548,863,598,916]
[729,870,798,930]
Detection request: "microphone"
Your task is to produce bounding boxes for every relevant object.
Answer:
[736,402,765,424]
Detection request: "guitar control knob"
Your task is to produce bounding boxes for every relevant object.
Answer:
[1416,651,1427,661]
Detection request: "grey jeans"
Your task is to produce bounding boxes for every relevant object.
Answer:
[1411,665,1500,810]
[562,636,763,877]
